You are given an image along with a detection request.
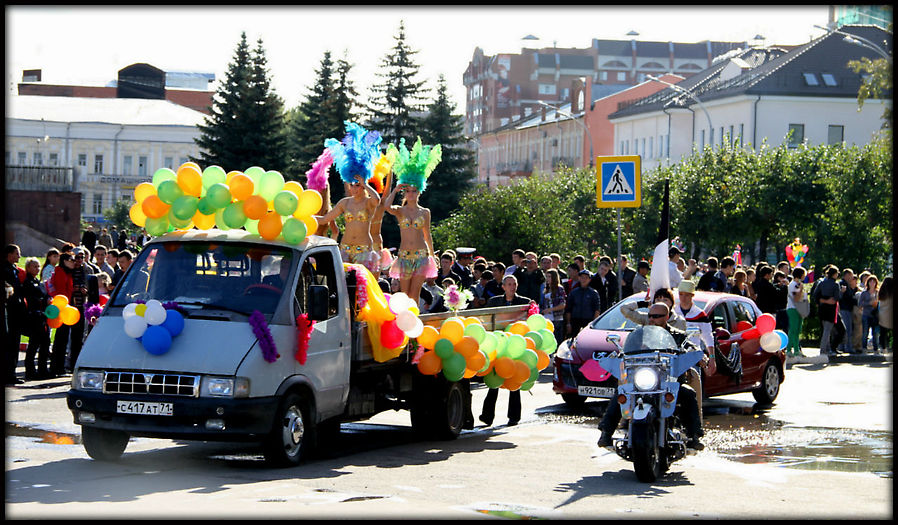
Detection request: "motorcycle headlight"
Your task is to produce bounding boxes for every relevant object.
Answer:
[633,367,659,391]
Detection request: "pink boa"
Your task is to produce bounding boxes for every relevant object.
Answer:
[305,150,333,192]
[295,313,315,365]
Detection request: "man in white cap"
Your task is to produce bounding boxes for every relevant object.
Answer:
[675,280,713,351]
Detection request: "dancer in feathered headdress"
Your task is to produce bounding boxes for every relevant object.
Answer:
[304,149,339,239]
[383,137,443,304]
[370,145,399,271]
[315,122,384,272]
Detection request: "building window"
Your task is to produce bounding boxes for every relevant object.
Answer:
[739,124,744,145]
[33,152,43,166]
[729,125,734,145]
[648,136,653,158]
[164,156,174,169]
[123,155,133,175]
[827,125,844,145]
[601,71,608,81]
[179,157,188,166]
[93,193,103,214]
[821,73,838,87]
[49,153,59,166]
[787,124,804,147]
[78,154,87,167]
[719,127,724,146]
[641,138,646,157]
[701,130,706,149]
[617,72,627,82]
[538,83,556,95]
[139,156,148,177]
[94,154,104,174]
[803,73,819,86]
[18,152,26,164]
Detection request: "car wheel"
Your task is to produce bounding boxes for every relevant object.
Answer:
[561,393,586,409]
[263,392,313,467]
[752,360,781,405]
[81,426,129,462]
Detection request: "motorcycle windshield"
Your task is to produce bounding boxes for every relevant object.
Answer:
[622,325,678,354]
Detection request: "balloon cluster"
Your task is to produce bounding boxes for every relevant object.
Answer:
[347,263,414,362]
[734,313,787,353]
[416,313,557,391]
[785,238,809,268]
[129,163,322,244]
[122,300,185,355]
[44,295,81,329]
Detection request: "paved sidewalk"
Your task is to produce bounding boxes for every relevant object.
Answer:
[786,346,893,366]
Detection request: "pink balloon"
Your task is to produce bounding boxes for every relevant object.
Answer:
[756,313,776,334]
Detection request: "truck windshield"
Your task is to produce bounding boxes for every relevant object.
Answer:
[109,241,295,316]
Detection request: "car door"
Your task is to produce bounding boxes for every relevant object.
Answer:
[730,298,766,389]
[703,300,734,394]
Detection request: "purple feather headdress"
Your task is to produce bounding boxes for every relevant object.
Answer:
[305,149,333,192]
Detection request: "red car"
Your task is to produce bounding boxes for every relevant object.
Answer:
[552,291,786,407]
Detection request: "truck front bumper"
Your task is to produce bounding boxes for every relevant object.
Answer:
[67,389,278,441]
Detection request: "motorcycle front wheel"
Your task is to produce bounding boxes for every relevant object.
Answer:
[631,419,663,482]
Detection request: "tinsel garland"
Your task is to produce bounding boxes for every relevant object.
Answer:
[528,301,541,317]
[295,313,315,365]
[354,269,369,310]
[249,310,279,363]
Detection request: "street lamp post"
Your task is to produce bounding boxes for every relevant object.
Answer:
[536,101,594,167]
[646,74,714,147]
[814,24,892,61]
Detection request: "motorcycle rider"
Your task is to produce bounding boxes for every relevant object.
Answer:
[597,302,707,450]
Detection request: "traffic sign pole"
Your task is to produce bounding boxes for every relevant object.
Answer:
[595,155,642,304]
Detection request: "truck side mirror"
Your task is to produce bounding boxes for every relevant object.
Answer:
[307,285,329,322]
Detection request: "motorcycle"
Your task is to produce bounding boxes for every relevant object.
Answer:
[597,325,705,482]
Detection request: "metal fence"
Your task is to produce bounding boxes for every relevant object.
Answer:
[5,166,74,192]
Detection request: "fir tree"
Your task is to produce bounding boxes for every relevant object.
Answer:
[286,51,336,181]
[419,75,477,224]
[367,20,429,145]
[245,37,288,172]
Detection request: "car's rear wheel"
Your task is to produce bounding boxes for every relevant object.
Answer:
[752,360,781,405]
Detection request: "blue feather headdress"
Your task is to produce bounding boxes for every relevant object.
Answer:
[388,137,442,193]
[324,121,382,185]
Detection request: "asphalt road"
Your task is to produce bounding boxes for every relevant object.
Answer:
[4,354,893,520]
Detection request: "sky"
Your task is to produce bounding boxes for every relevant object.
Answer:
[7,6,834,111]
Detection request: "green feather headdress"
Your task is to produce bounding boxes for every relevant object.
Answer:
[388,137,442,192]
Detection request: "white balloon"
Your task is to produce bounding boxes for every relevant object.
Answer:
[396,310,417,332]
[144,303,167,326]
[122,302,138,320]
[124,315,148,338]
[760,331,780,353]
[389,292,410,314]
[405,318,424,339]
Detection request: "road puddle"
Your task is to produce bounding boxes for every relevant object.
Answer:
[5,422,81,445]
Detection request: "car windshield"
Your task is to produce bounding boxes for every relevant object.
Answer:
[589,296,707,331]
[109,241,295,316]
[622,325,678,354]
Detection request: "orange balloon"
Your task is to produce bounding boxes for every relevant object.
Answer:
[134,182,156,204]
[455,336,479,357]
[258,212,283,240]
[418,325,440,350]
[465,350,486,373]
[48,317,63,329]
[546,320,555,333]
[440,318,465,345]
[508,321,530,336]
[177,165,203,197]
[536,349,550,370]
[129,202,147,227]
[141,195,170,219]
[51,295,68,308]
[463,368,477,379]
[229,174,254,201]
[243,195,268,220]
[193,211,216,230]
[417,350,442,375]
[525,337,536,351]
[476,360,495,377]
[462,317,481,327]
[178,161,202,173]
[503,378,523,391]
[512,360,531,383]
[300,215,318,238]
[494,357,515,379]
[60,305,80,325]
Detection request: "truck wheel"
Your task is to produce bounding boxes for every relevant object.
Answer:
[411,378,465,440]
[561,393,586,409]
[263,392,313,467]
[752,361,781,405]
[434,381,465,440]
[81,426,129,462]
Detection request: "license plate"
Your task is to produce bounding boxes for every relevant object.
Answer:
[578,386,616,398]
[116,401,173,416]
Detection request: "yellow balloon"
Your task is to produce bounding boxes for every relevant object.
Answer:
[51,295,69,308]
[177,165,203,197]
[300,215,318,238]
[60,305,80,325]
[129,202,147,227]
[296,190,324,217]
[134,182,156,204]
[178,161,202,173]
[193,210,215,230]
[440,318,465,345]
[283,181,304,196]
[135,304,147,317]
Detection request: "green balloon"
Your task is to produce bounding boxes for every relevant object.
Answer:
[528,366,540,382]
[244,166,265,188]
[152,167,176,186]
[538,328,558,353]
[506,334,526,359]
[483,371,504,389]
[171,195,199,221]
[157,179,184,205]
[222,201,247,229]
[281,217,307,244]
[525,331,544,350]
[202,165,227,189]
[442,352,466,382]
[520,379,536,391]
[520,348,539,369]
[169,210,193,229]
[244,218,259,235]
[214,208,230,230]
[197,197,217,216]
[434,338,455,359]
[464,323,487,344]
[480,331,497,352]
[206,183,232,209]
[494,331,509,358]
[259,171,286,202]
[273,190,298,216]
[526,313,548,331]
[145,216,170,236]
[45,304,59,319]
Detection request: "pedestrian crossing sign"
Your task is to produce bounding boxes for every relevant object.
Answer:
[596,155,641,208]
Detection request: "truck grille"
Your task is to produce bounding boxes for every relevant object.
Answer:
[104,372,200,397]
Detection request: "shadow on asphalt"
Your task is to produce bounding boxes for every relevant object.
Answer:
[552,469,694,509]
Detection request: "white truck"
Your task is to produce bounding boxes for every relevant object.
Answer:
[67,229,528,466]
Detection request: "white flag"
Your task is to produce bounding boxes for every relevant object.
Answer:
[647,239,670,299]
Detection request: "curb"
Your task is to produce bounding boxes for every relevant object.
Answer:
[786,350,892,366]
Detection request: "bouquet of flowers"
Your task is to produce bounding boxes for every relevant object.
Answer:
[441,284,473,312]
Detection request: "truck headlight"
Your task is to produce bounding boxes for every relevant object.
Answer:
[633,368,659,391]
[202,377,250,398]
[74,371,104,391]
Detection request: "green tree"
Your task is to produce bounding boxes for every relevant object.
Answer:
[367,19,429,145]
[192,33,287,173]
[419,75,478,225]
[847,23,892,130]
[286,51,335,181]
[102,200,136,238]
